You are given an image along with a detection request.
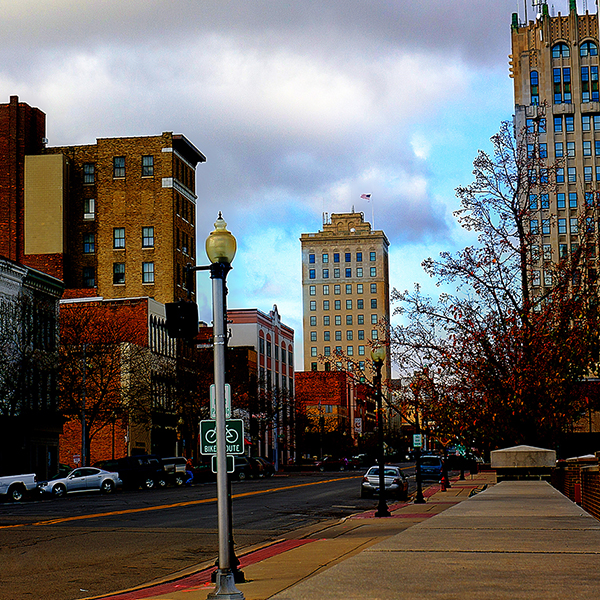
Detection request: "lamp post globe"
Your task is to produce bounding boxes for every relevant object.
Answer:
[206,212,237,265]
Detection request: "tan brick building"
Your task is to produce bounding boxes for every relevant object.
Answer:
[1,96,205,304]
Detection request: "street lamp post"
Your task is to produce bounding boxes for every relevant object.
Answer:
[205,213,244,600]
[371,345,390,518]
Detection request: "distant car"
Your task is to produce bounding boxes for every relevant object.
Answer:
[37,467,122,497]
[162,457,188,486]
[315,456,356,471]
[95,454,167,490]
[419,455,443,480]
[234,456,261,480]
[361,465,408,500]
[252,457,275,477]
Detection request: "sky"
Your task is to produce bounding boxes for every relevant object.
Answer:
[1,0,591,369]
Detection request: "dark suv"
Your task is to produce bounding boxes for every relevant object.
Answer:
[162,457,188,486]
[96,455,167,490]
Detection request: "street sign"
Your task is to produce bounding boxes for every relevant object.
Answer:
[210,384,231,419]
[413,434,423,448]
[211,455,235,473]
[199,419,245,455]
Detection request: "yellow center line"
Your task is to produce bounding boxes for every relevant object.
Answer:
[1,475,361,530]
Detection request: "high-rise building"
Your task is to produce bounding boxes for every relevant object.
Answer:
[300,212,390,381]
[0,96,205,304]
[510,3,599,292]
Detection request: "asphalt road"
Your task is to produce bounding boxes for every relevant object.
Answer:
[0,468,416,600]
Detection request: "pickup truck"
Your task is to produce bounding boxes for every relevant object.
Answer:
[0,473,38,502]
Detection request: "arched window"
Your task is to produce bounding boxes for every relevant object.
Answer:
[552,42,570,58]
[580,41,598,57]
[530,71,539,105]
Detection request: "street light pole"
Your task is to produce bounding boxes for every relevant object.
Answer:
[371,345,390,518]
[205,213,244,600]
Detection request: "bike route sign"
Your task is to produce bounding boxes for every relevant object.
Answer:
[199,419,244,456]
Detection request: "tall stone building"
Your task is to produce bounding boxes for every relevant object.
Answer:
[300,212,390,382]
[0,96,205,303]
[510,3,599,293]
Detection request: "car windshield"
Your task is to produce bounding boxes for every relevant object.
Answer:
[368,468,398,477]
[421,457,441,466]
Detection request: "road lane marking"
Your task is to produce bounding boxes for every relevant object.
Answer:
[0,475,361,530]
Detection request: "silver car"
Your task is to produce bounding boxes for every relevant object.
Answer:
[361,465,408,500]
[37,467,122,497]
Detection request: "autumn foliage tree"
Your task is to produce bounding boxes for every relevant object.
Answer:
[391,120,600,452]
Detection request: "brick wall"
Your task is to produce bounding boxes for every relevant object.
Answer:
[553,458,600,521]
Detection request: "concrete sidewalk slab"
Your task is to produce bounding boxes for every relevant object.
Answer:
[271,481,600,600]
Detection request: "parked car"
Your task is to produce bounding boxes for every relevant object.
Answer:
[315,456,358,471]
[360,465,408,500]
[162,457,188,486]
[252,457,275,477]
[37,467,122,497]
[419,455,444,480]
[233,456,261,480]
[95,454,167,489]
[0,473,38,502]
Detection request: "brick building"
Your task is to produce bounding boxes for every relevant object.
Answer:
[227,306,296,466]
[58,296,177,467]
[0,95,205,304]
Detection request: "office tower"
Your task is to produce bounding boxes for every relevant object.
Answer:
[511,4,599,293]
[300,212,390,381]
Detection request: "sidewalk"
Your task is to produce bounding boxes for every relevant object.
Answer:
[90,472,495,600]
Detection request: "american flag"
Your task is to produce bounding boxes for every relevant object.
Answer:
[360,193,371,200]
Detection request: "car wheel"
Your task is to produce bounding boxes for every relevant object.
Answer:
[101,480,115,494]
[8,484,25,502]
[156,477,167,488]
[238,471,246,480]
[319,466,325,472]
[53,484,66,498]
[143,477,155,489]
[339,465,345,471]
[175,475,184,486]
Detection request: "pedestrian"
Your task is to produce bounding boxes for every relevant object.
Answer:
[185,458,194,486]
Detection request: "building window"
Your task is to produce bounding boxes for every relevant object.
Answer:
[556,168,564,183]
[333,253,340,262]
[569,192,577,208]
[356,252,362,262]
[585,166,593,182]
[309,269,316,279]
[333,268,340,278]
[324,331,330,341]
[84,198,95,220]
[323,268,329,278]
[371,330,378,340]
[570,218,578,234]
[346,299,352,310]
[356,267,363,277]
[370,267,376,277]
[358,345,365,355]
[559,243,568,259]
[530,70,539,105]
[335,346,342,355]
[554,116,563,133]
[543,244,552,260]
[83,267,95,288]
[323,315,330,326]
[267,341,272,357]
[584,141,592,156]
[558,218,567,234]
[557,193,566,208]
[309,254,315,263]
[530,219,539,235]
[83,233,94,254]
[142,262,154,283]
[309,285,316,295]
[357,315,364,325]
[335,331,342,341]
[346,284,352,294]
[346,330,353,340]
[542,219,550,235]
[346,315,353,325]
[334,284,341,295]
[581,41,598,56]
[347,346,354,356]
[540,143,547,158]
[595,115,600,130]
[323,285,329,295]
[323,300,329,310]
[259,338,265,354]
[324,346,331,356]
[555,142,563,157]
[566,115,574,131]
[113,227,125,249]
[357,283,363,294]
[142,226,154,247]
[310,301,317,311]
[322,253,328,263]
[335,315,341,326]
[358,330,365,340]
[568,167,576,183]
[567,142,575,157]
[345,252,351,262]
[552,42,570,58]
[311,362,318,371]
[582,67,599,102]
[586,192,594,206]
[142,155,154,177]
[311,347,317,357]
[334,300,341,310]
[310,316,317,326]
[310,332,317,342]
[532,270,541,287]
[83,163,95,184]
[113,263,125,285]
[345,268,352,277]
[371,298,378,309]
[370,283,377,294]
[541,194,549,209]
[371,314,378,324]
[113,156,125,178]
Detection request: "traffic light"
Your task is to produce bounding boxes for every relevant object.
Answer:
[165,300,199,339]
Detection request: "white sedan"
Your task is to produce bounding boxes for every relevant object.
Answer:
[37,467,122,497]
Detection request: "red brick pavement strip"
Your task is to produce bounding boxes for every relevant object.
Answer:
[94,539,316,600]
